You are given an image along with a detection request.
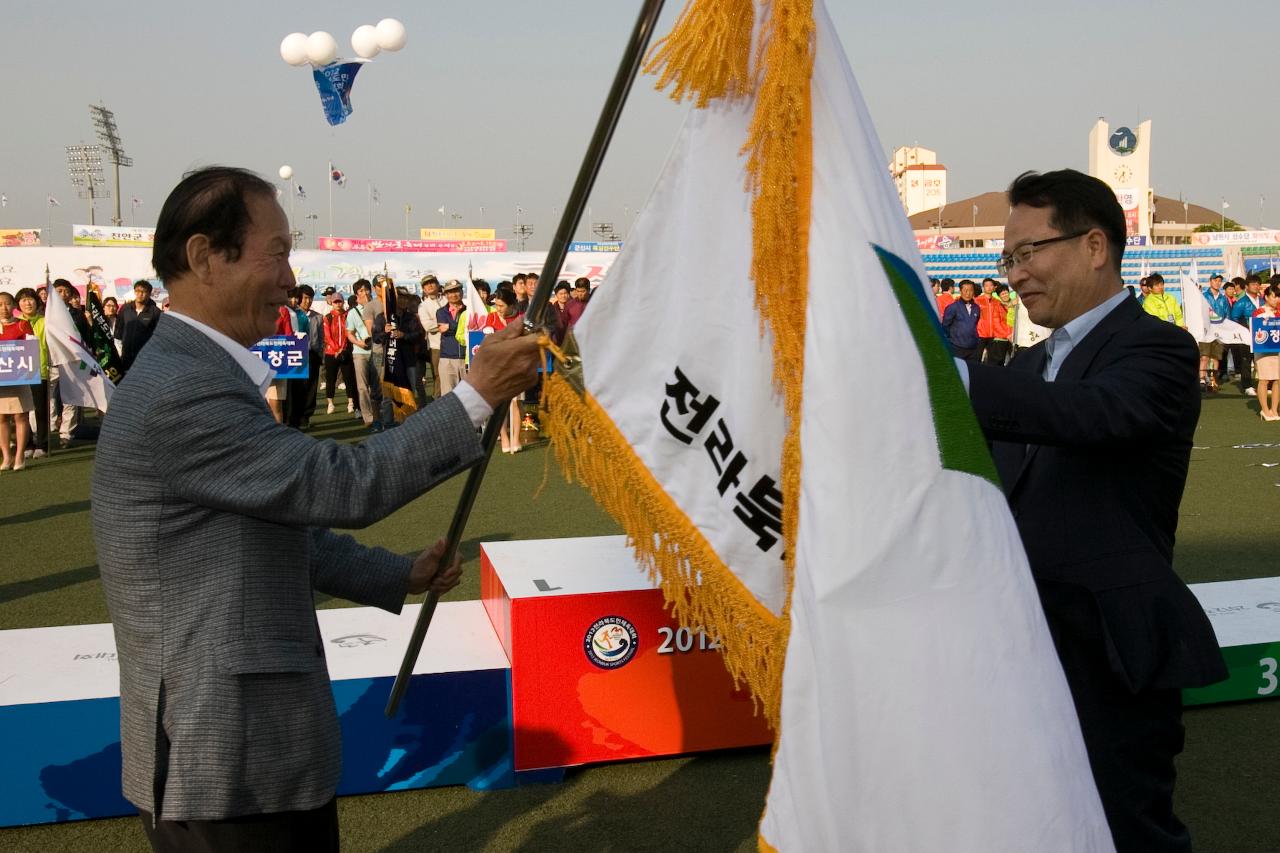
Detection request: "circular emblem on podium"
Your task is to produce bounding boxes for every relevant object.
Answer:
[1256,329,1268,346]
[584,616,639,669]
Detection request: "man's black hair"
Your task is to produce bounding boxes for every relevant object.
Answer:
[134,279,154,294]
[939,278,954,292]
[53,278,72,289]
[353,278,372,294]
[554,281,570,293]
[295,284,314,298]
[1147,273,1164,286]
[1246,273,1263,286]
[473,279,491,296]
[152,166,278,283]
[1007,169,1126,274]
[573,277,591,289]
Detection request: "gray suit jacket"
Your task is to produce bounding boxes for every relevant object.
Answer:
[91,315,482,820]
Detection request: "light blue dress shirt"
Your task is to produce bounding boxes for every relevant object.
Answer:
[956,289,1130,389]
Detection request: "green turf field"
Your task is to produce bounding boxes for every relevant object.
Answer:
[2,382,1279,852]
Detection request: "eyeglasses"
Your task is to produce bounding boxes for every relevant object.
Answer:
[995,231,1090,276]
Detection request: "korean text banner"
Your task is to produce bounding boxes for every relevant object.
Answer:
[418,228,497,240]
[1252,317,1280,354]
[72,225,156,248]
[0,229,40,247]
[318,237,506,253]
[0,340,40,386]
[250,335,309,379]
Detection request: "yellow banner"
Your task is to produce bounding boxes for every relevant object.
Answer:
[418,227,496,240]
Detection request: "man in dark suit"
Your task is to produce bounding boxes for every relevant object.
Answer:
[91,167,541,852]
[964,170,1227,853]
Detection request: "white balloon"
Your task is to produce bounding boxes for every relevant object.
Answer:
[278,165,293,181]
[306,31,338,66]
[351,24,381,59]
[280,33,309,66]
[375,18,407,51]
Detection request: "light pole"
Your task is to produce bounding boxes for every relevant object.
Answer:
[1221,198,1229,231]
[404,203,411,239]
[305,212,319,246]
[279,166,295,236]
[89,103,132,226]
[66,144,106,226]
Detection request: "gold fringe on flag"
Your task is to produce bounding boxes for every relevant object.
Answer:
[642,0,755,106]
[542,376,787,711]
[541,0,815,730]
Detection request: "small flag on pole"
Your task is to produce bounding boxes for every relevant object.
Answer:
[47,196,61,207]
[131,196,143,210]
[370,185,380,204]
[1,193,7,208]
[296,184,307,200]
[330,167,346,187]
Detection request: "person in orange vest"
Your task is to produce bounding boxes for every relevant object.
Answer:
[935,278,955,317]
[984,284,1014,366]
[974,277,1004,364]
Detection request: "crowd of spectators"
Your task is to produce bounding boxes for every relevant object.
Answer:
[933,270,1280,419]
[0,270,595,469]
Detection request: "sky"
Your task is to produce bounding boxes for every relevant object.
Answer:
[1,0,1276,248]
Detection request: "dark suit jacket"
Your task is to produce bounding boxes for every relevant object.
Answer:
[91,315,483,820]
[968,295,1226,693]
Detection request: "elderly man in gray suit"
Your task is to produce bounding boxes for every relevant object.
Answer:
[90,166,542,852]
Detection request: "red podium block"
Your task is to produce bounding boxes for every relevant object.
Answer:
[481,535,773,771]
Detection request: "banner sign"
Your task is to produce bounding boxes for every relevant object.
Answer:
[1124,235,1148,247]
[0,229,40,247]
[915,234,959,251]
[72,225,155,248]
[250,334,309,378]
[312,61,364,127]
[318,237,506,253]
[419,228,497,240]
[0,246,622,305]
[1192,230,1280,247]
[1252,317,1280,354]
[1115,188,1140,237]
[985,239,1005,249]
[0,339,40,386]
[568,241,624,253]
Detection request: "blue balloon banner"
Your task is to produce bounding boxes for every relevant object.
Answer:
[312,61,365,126]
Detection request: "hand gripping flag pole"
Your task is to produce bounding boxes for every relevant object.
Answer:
[384,0,667,718]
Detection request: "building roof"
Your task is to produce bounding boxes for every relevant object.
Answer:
[907,191,1223,230]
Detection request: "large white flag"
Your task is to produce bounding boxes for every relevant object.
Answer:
[45,286,114,410]
[1182,262,1250,345]
[542,1,1113,850]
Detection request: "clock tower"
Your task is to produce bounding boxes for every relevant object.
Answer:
[1088,118,1153,241]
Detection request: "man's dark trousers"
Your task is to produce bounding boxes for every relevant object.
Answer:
[286,351,323,428]
[139,799,338,853]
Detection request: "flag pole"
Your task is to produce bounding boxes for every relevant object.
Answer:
[523,0,665,328]
[384,0,667,718]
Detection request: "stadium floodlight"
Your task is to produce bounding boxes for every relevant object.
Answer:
[591,221,619,242]
[89,103,133,226]
[66,143,107,226]
[513,205,533,251]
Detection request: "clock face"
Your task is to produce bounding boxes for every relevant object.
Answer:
[1113,165,1133,185]
[1109,126,1137,156]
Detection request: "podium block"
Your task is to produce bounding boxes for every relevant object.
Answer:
[0,602,513,827]
[1184,577,1280,705]
[480,535,773,772]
